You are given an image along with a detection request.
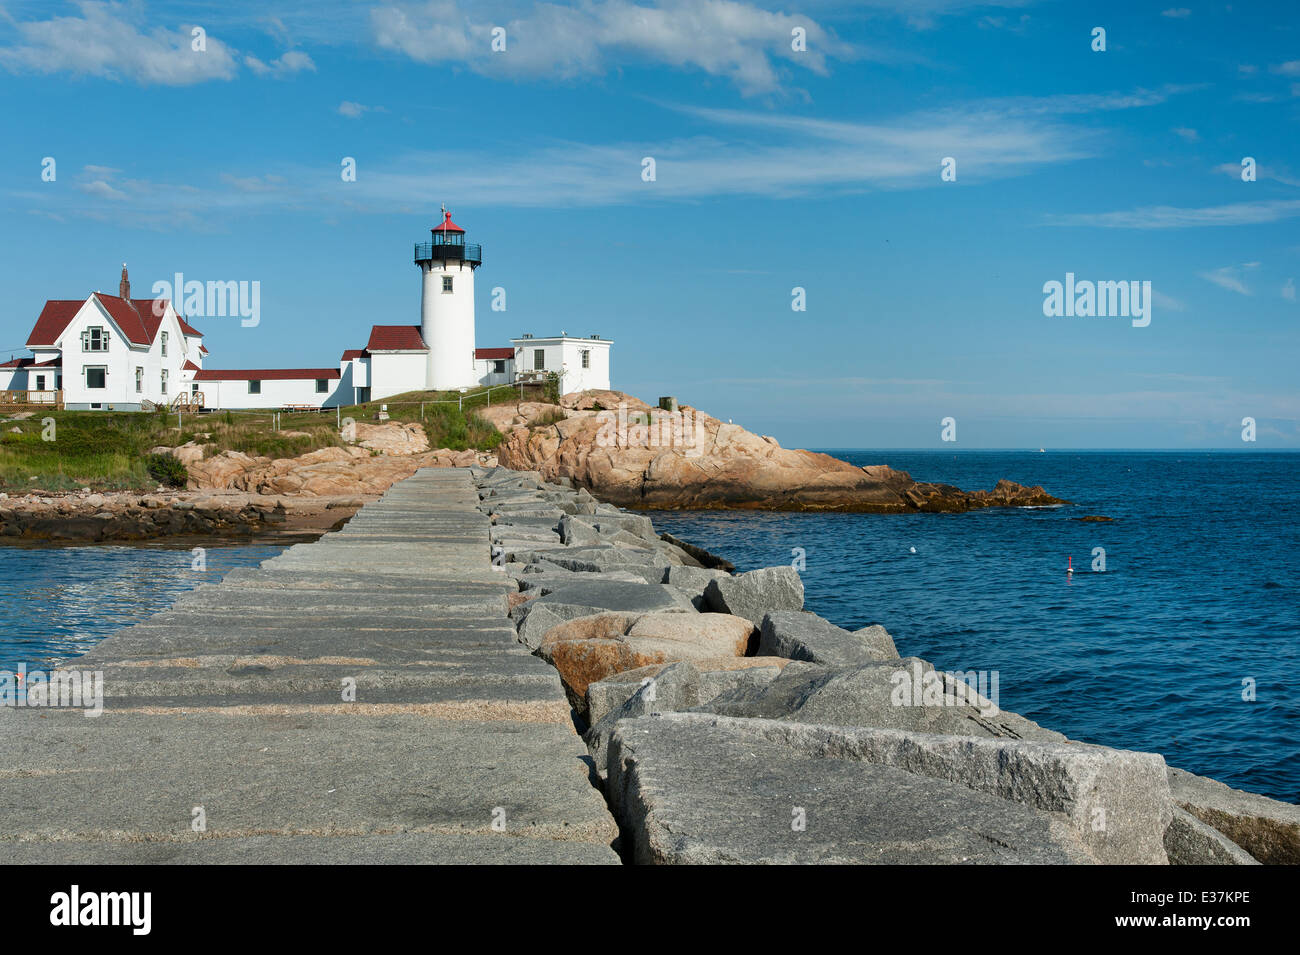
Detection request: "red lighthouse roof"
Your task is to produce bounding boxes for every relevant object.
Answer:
[433,208,464,234]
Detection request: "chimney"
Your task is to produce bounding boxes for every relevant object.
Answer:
[119,264,130,299]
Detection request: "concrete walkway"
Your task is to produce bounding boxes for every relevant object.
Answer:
[0,469,620,863]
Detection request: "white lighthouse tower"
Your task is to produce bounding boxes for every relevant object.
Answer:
[415,206,482,390]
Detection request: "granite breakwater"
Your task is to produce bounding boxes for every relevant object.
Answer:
[3,466,1295,865]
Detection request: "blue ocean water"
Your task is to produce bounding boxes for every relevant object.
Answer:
[650,451,1300,803]
[0,542,287,671]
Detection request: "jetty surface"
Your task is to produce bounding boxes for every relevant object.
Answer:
[0,469,618,863]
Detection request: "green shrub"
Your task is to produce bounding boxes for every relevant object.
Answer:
[145,451,188,488]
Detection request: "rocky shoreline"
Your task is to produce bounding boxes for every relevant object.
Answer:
[475,465,1298,864]
[484,392,1067,513]
[2,391,1069,544]
[0,488,363,543]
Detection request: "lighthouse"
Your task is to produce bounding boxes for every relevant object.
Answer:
[414,206,482,390]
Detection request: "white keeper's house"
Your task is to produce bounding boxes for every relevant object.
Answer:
[1,210,612,411]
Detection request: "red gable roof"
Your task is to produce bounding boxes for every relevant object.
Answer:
[183,360,201,372]
[194,368,340,381]
[199,345,209,355]
[1,356,56,368]
[26,301,83,348]
[475,347,514,360]
[433,210,465,233]
[340,348,364,361]
[366,325,427,351]
[26,295,180,348]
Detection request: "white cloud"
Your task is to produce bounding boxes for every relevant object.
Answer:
[0,1,239,85]
[1199,262,1260,296]
[245,50,316,77]
[1284,278,1296,302]
[1172,126,1199,142]
[1052,199,1300,229]
[79,180,128,201]
[1161,8,1191,18]
[1272,60,1300,76]
[370,0,854,96]
[338,100,387,118]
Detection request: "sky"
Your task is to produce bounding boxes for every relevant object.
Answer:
[0,0,1297,449]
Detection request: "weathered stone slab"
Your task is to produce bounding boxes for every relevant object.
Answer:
[520,580,696,618]
[605,713,1102,864]
[1164,806,1260,865]
[757,610,898,666]
[703,566,803,623]
[699,657,1065,742]
[1168,766,1300,864]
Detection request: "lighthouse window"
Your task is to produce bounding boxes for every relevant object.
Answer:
[581,349,590,369]
[315,379,329,393]
[135,367,143,393]
[160,369,168,394]
[248,380,262,394]
[85,366,106,389]
[442,276,454,293]
[493,359,506,374]
[533,350,546,371]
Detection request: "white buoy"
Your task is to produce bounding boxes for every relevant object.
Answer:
[909,547,916,554]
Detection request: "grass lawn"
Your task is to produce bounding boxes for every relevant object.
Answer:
[0,384,519,492]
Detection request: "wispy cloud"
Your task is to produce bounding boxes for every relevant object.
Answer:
[1199,262,1261,295]
[245,49,316,78]
[1050,199,1300,229]
[369,0,854,96]
[1161,8,1191,18]
[338,100,388,118]
[7,82,1212,218]
[1172,126,1199,142]
[0,1,239,85]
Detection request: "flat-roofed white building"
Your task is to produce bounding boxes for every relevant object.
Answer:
[511,334,612,393]
[191,368,344,409]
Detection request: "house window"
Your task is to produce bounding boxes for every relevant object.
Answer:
[315,379,328,393]
[85,366,107,389]
[161,331,168,357]
[35,375,46,390]
[135,367,143,394]
[442,275,454,293]
[248,380,261,394]
[160,369,168,395]
[492,359,506,374]
[533,349,545,371]
[581,349,590,369]
[81,327,110,352]
[192,383,199,394]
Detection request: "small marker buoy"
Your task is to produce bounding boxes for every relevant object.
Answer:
[1067,556,1074,574]
[909,547,916,554]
